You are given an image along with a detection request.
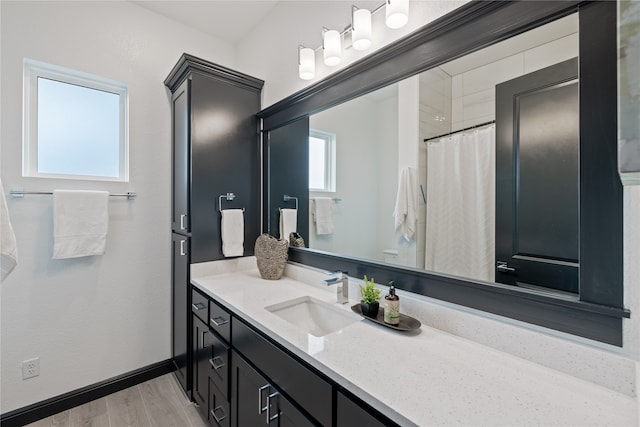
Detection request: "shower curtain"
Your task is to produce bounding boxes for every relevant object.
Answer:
[425,125,495,282]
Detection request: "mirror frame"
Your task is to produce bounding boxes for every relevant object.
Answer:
[258,0,629,346]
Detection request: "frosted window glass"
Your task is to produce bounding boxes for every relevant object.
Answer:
[37,78,120,177]
[309,136,327,189]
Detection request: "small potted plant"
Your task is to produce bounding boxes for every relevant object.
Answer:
[360,276,381,318]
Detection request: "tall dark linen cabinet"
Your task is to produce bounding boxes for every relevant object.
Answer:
[164,54,263,395]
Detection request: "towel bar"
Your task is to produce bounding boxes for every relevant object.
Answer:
[218,192,244,212]
[283,194,298,210]
[10,189,136,200]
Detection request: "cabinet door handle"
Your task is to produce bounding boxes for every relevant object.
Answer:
[180,214,187,230]
[210,406,227,424]
[192,302,206,311]
[210,316,229,327]
[258,384,270,414]
[209,356,225,370]
[201,331,208,350]
[266,390,280,423]
[180,239,186,256]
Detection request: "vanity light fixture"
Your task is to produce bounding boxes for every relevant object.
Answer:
[323,28,342,66]
[298,1,410,79]
[351,6,372,51]
[298,45,316,80]
[386,0,409,29]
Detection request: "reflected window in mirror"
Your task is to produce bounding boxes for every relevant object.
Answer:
[309,129,336,192]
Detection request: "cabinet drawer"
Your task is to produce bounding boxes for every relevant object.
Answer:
[208,379,230,427]
[232,318,332,427]
[192,288,209,323]
[209,299,231,343]
[208,331,230,399]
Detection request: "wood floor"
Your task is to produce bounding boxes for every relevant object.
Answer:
[26,374,208,427]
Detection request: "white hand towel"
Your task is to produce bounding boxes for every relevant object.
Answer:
[53,190,109,259]
[279,208,297,242]
[221,209,244,257]
[313,197,334,235]
[393,167,417,241]
[1,180,18,281]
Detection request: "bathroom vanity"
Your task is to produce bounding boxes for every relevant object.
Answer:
[189,260,636,427]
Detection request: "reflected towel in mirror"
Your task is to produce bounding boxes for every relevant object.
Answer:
[279,208,297,242]
[393,167,417,241]
[313,197,334,235]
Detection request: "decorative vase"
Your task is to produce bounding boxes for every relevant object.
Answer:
[289,232,305,248]
[360,301,380,318]
[254,234,289,280]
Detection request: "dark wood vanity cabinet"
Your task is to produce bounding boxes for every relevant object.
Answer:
[190,286,399,427]
[165,54,263,397]
[191,289,232,427]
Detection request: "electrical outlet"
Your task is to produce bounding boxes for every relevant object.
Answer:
[22,357,39,380]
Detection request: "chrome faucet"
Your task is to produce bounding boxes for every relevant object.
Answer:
[324,271,349,304]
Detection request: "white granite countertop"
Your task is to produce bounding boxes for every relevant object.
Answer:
[192,267,638,426]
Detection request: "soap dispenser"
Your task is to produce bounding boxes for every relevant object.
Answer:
[384,281,400,325]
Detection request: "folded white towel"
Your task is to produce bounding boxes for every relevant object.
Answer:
[53,190,109,259]
[313,197,334,235]
[393,167,417,241]
[1,180,18,281]
[279,208,297,242]
[221,209,244,257]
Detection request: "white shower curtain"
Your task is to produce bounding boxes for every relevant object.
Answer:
[425,125,495,282]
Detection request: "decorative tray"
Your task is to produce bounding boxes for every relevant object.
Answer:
[351,304,421,331]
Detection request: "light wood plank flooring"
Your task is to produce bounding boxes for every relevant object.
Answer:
[26,374,207,427]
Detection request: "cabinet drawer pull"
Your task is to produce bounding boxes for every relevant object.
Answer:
[180,214,187,230]
[192,302,206,311]
[210,316,229,327]
[258,384,270,414]
[180,239,186,256]
[210,406,227,424]
[266,390,280,423]
[209,356,225,370]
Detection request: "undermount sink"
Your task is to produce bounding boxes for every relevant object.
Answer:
[265,296,362,337]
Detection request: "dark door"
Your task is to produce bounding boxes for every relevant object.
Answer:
[231,352,272,427]
[231,352,313,427]
[172,233,189,393]
[265,118,310,243]
[495,58,579,294]
[172,79,190,234]
[193,315,211,411]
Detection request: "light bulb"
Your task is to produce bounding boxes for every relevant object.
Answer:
[352,8,372,51]
[298,47,315,80]
[386,0,409,29]
[323,29,342,66]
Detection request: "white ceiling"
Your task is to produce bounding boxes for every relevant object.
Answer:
[130,1,279,44]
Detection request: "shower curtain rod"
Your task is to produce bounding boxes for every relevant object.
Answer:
[422,120,495,143]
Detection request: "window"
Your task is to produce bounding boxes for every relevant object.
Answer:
[23,59,129,181]
[309,129,336,192]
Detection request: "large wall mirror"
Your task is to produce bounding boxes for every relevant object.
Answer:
[260,1,628,346]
